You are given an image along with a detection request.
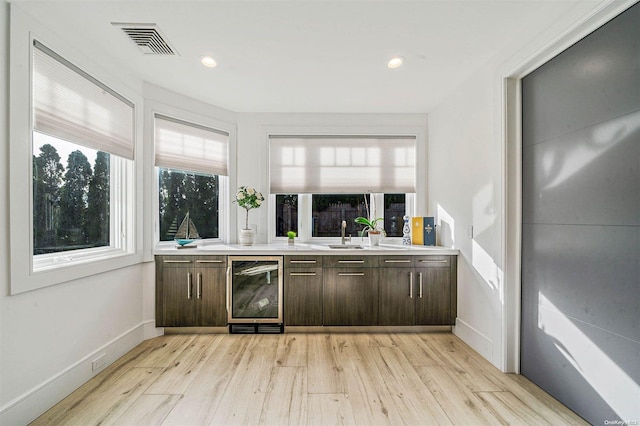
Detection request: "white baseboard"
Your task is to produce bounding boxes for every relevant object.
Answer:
[0,322,145,426]
[453,317,494,364]
[143,319,164,340]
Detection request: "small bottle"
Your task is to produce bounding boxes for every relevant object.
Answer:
[402,215,411,246]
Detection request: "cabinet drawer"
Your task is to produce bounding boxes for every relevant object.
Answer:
[159,255,227,268]
[414,256,451,267]
[158,256,194,267]
[193,256,227,267]
[379,256,415,268]
[323,256,378,268]
[286,267,323,278]
[284,255,323,268]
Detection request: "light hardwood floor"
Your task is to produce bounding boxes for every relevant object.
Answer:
[31,332,587,425]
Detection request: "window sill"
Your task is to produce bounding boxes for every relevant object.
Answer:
[11,248,143,295]
[33,246,133,273]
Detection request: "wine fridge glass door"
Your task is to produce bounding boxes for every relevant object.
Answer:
[228,256,283,323]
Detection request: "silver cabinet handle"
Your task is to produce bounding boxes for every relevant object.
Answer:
[338,260,364,264]
[409,272,413,298]
[290,260,317,264]
[419,272,423,299]
[164,260,192,264]
[338,272,365,276]
[196,259,223,263]
[289,272,317,276]
[418,259,448,263]
[384,259,411,263]
[187,272,192,299]
[197,272,202,299]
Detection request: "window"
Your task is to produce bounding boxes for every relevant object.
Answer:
[30,40,135,269]
[383,193,406,237]
[276,193,410,239]
[312,194,369,237]
[158,168,220,240]
[154,114,229,242]
[270,135,416,240]
[275,194,298,237]
[33,134,112,253]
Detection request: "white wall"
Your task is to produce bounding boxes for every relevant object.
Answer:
[427,0,634,370]
[0,3,150,424]
[428,65,503,364]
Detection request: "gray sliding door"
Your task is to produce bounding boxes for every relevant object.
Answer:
[521,3,639,425]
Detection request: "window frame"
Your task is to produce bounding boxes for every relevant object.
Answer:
[271,193,415,244]
[154,167,228,245]
[266,127,425,244]
[9,13,143,294]
[146,104,236,250]
[31,141,135,271]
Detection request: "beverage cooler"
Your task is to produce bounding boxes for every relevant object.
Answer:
[227,256,284,333]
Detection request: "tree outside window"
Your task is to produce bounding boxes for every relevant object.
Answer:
[158,168,220,241]
[33,134,112,254]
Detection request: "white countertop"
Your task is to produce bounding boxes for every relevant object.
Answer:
[154,242,459,256]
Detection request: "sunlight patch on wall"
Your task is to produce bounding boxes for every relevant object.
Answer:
[472,183,496,237]
[472,240,502,298]
[537,292,640,419]
[436,203,454,248]
[541,111,639,190]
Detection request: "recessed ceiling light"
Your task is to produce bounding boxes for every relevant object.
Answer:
[387,56,404,69]
[201,56,217,68]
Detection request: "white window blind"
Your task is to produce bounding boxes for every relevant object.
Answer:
[32,40,135,159]
[269,135,416,193]
[154,114,229,176]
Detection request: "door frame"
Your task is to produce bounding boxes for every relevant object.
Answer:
[501,0,638,373]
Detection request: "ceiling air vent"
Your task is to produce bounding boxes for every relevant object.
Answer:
[112,23,178,55]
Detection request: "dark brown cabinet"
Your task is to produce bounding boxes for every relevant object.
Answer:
[155,252,456,328]
[378,255,457,326]
[155,255,227,327]
[323,256,379,326]
[415,256,456,325]
[283,256,323,326]
[378,257,416,325]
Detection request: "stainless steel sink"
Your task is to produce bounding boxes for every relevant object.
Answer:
[327,244,364,249]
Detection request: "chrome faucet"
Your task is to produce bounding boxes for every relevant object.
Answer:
[341,220,351,245]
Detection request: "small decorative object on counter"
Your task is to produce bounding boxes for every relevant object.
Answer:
[287,231,296,245]
[355,193,385,246]
[402,215,411,245]
[174,211,200,248]
[411,216,436,246]
[354,216,384,246]
[235,186,264,245]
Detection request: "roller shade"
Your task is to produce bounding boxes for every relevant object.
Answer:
[33,40,135,159]
[154,114,229,176]
[269,135,416,193]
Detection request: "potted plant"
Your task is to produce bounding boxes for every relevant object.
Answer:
[287,231,296,245]
[354,216,385,246]
[234,186,264,245]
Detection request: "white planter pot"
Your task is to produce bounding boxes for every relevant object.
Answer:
[368,232,382,246]
[238,228,255,245]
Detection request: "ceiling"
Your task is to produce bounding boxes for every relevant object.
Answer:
[12,0,599,113]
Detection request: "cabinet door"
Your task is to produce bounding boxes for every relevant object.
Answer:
[194,266,227,326]
[415,265,451,325]
[378,268,415,326]
[162,265,197,326]
[284,267,323,326]
[323,268,378,326]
